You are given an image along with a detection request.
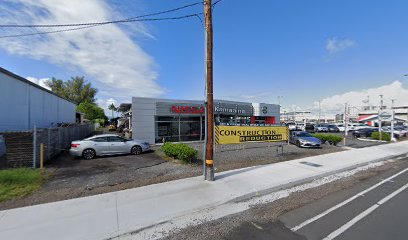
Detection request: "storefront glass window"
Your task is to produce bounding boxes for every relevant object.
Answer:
[155,116,204,143]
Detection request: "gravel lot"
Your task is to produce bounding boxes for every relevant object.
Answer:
[0,141,343,210]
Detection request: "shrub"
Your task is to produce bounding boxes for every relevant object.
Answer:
[161,142,198,163]
[371,132,391,141]
[312,133,343,146]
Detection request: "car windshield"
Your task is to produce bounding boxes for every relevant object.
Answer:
[297,132,312,137]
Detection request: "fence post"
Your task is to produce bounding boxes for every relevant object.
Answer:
[47,128,51,160]
[32,125,37,168]
[40,143,44,169]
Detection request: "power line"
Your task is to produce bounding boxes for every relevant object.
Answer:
[0,14,202,39]
[0,1,225,39]
[0,1,204,28]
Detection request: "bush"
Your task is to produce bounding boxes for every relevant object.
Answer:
[371,132,391,141]
[161,142,198,163]
[312,133,343,146]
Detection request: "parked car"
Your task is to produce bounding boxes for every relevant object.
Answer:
[69,134,150,160]
[393,126,408,137]
[347,123,372,131]
[352,128,378,138]
[304,123,315,133]
[334,123,346,132]
[327,124,340,132]
[296,122,305,131]
[315,124,329,132]
[381,127,403,138]
[286,122,297,131]
[290,131,321,148]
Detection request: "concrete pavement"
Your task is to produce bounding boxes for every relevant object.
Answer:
[1,141,408,240]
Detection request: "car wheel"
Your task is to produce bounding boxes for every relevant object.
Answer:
[296,141,301,147]
[82,149,96,160]
[131,145,142,155]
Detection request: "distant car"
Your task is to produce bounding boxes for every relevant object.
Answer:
[286,122,297,131]
[381,127,403,138]
[347,123,372,131]
[352,128,378,138]
[327,124,340,132]
[394,126,408,137]
[108,125,116,131]
[304,123,315,133]
[315,124,329,132]
[69,134,150,160]
[335,123,346,132]
[296,122,305,131]
[290,131,321,148]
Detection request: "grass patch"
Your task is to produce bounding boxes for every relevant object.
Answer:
[0,168,47,202]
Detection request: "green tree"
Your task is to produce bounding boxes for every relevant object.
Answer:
[108,103,118,119]
[76,102,108,122]
[46,76,97,104]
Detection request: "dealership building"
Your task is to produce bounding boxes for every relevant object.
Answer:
[129,97,280,144]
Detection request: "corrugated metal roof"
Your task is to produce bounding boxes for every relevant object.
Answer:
[0,67,77,105]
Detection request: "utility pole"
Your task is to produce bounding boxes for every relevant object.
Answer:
[379,94,383,141]
[204,0,214,181]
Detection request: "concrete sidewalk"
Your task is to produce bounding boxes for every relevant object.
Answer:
[1,142,408,240]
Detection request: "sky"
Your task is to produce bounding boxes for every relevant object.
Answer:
[1,0,408,116]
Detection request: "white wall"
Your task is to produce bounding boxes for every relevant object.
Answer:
[0,71,76,131]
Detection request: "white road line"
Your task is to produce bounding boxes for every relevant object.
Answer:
[322,182,408,240]
[291,167,408,232]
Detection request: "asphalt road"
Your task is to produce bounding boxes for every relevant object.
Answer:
[280,157,408,240]
[164,157,408,240]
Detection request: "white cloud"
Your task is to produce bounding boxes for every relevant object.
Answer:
[0,0,163,99]
[26,76,51,91]
[326,38,356,54]
[315,81,408,114]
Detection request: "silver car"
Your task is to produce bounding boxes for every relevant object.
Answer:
[69,134,150,160]
[290,131,322,148]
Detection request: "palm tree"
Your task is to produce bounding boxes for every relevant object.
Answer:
[108,103,117,119]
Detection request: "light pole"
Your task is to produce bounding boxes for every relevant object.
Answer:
[318,100,321,124]
[391,99,396,142]
[344,103,348,146]
[379,94,383,141]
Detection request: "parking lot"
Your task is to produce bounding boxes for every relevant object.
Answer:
[1,132,402,210]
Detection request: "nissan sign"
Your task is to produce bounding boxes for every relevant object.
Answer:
[378,111,393,121]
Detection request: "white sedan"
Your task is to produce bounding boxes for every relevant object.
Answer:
[69,134,150,160]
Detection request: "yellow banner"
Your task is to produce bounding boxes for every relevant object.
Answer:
[215,125,289,145]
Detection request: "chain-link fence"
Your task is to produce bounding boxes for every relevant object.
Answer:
[0,124,94,168]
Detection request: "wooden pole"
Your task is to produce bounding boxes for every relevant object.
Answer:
[204,0,214,181]
[40,143,44,169]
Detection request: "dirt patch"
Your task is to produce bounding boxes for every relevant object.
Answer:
[0,143,344,210]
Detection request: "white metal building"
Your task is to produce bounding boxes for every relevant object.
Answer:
[0,67,76,131]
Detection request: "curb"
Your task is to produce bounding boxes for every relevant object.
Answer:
[230,152,407,204]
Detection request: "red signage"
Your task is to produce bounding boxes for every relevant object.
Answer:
[172,105,205,114]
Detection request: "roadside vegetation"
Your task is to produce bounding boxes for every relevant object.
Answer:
[312,133,343,146]
[0,168,47,202]
[371,132,391,141]
[161,142,198,164]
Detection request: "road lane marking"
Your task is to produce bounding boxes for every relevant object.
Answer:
[322,182,408,240]
[291,167,408,232]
